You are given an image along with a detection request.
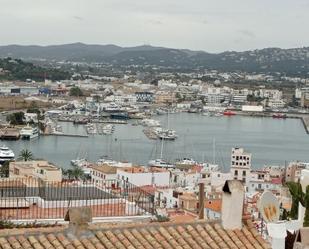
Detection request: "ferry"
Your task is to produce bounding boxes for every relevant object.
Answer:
[0,145,15,163]
[20,125,39,140]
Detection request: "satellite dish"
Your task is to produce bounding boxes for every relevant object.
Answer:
[258,191,280,223]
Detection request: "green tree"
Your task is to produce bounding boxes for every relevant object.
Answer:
[286,182,304,219]
[0,161,10,178]
[18,149,33,161]
[6,112,25,125]
[69,86,83,97]
[62,166,85,180]
[286,181,309,227]
[304,185,309,227]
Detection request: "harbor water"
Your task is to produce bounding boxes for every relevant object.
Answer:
[3,113,309,170]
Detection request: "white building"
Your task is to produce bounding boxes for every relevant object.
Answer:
[170,170,200,187]
[267,99,285,108]
[90,165,117,183]
[155,187,181,209]
[230,148,252,184]
[117,167,170,187]
[247,179,282,194]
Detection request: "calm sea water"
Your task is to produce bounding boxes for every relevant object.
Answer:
[3,113,309,170]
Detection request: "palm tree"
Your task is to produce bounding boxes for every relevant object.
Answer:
[18,149,33,161]
[63,166,85,180]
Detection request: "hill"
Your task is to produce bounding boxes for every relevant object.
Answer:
[0,43,308,76]
[0,57,71,81]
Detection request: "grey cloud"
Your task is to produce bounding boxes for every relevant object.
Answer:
[73,16,84,21]
[238,30,256,39]
[147,19,163,25]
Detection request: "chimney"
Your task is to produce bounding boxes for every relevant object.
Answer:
[198,182,205,220]
[221,180,244,230]
[65,207,92,238]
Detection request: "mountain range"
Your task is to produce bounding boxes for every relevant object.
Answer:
[0,43,308,76]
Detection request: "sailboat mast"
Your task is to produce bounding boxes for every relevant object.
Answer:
[213,138,216,164]
[160,136,164,159]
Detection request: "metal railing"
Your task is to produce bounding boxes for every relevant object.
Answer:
[0,178,154,220]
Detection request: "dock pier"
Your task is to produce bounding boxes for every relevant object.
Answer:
[302,117,309,134]
[43,133,89,138]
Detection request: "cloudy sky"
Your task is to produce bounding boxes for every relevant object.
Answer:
[1,0,308,52]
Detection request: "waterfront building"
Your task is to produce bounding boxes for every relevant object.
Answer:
[267,99,286,108]
[135,91,154,102]
[155,91,176,104]
[232,94,247,105]
[116,166,170,187]
[9,160,62,182]
[230,147,252,184]
[114,94,137,105]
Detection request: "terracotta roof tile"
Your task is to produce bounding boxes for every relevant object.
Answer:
[0,221,270,249]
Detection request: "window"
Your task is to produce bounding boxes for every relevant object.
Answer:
[242,171,246,176]
[258,184,262,189]
[217,174,220,177]
[235,170,238,176]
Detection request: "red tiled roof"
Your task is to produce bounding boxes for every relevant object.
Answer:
[0,221,271,249]
[204,199,222,213]
[271,178,282,184]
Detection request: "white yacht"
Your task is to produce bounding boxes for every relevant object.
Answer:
[71,158,87,167]
[157,129,178,140]
[140,119,161,127]
[148,159,174,168]
[97,157,132,168]
[175,158,197,166]
[102,124,114,135]
[20,125,39,140]
[0,145,15,163]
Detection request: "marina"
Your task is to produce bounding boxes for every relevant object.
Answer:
[2,113,309,169]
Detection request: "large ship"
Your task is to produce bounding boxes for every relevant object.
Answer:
[20,125,39,140]
[110,112,129,120]
[0,145,15,164]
